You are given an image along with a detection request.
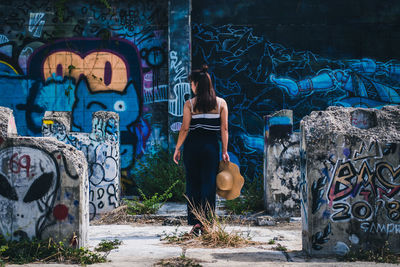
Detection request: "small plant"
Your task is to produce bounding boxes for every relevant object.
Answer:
[132,148,186,201]
[224,174,264,215]
[339,241,400,264]
[161,228,192,244]
[124,180,179,215]
[273,243,287,251]
[0,235,115,265]
[95,239,122,253]
[268,239,276,245]
[155,256,202,267]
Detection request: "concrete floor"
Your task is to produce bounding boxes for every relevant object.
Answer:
[7,223,399,267]
[5,204,399,266]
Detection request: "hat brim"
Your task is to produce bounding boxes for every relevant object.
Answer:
[216,161,244,200]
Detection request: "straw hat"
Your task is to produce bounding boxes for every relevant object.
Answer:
[216,161,244,200]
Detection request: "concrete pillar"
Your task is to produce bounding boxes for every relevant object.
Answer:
[264,110,300,217]
[301,106,400,256]
[42,111,120,220]
[168,0,191,149]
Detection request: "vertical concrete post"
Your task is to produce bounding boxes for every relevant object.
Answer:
[264,110,300,217]
[168,0,191,149]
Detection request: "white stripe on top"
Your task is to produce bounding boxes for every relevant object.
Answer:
[192,113,220,119]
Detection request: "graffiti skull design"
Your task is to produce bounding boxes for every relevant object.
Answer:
[0,146,59,240]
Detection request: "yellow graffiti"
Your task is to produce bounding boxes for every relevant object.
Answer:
[43,120,54,125]
[43,51,128,92]
[0,60,19,74]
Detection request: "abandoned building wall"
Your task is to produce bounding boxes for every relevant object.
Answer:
[301,106,400,255]
[0,107,89,246]
[42,111,120,220]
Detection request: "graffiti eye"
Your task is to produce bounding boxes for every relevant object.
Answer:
[113,100,126,112]
[0,173,18,201]
[23,172,53,203]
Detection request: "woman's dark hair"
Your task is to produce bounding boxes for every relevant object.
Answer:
[188,65,217,113]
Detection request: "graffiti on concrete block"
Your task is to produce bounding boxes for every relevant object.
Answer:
[42,113,120,220]
[327,142,400,226]
[312,222,331,250]
[0,146,59,240]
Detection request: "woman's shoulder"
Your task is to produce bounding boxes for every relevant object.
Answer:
[185,97,195,104]
[216,96,227,105]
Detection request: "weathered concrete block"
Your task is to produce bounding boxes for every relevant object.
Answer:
[42,111,120,220]
[256,216,277,226]
[301,106,400,256]
[264,110,300,217]
[0,107,88,246]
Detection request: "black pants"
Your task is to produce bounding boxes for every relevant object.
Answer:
[183,131,219,225]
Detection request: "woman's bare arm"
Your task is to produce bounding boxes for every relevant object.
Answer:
[173,101,192,164]
[220,98,230,162]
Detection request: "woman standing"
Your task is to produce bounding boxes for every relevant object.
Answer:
[173,65,229,233]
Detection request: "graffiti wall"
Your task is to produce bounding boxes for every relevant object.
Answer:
[42,111,119,220]
[0,107,88,246]
[0,0,169,195]
[301,106,400,255]
[192,0,400,178]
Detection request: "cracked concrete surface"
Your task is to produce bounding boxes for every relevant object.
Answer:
[7,221,399,266]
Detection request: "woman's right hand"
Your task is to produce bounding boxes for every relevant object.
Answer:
[173,148,181,164]
[222,151,230,163]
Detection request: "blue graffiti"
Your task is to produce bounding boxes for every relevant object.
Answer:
[270,58,400,107]
[193,23,400,177]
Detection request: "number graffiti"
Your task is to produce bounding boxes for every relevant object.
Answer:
[328,158,400,223]
[9,153,31,177]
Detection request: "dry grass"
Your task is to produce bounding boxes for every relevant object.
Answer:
[161,197,261,248]
[91,205,166,225]
[154,256,202,267]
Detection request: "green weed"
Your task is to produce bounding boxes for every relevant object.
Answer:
[132,148,186,202]
[95,239,122,253]
[339,241,400,264]
[124,180,179,215]
[0,235,120,265]
[273,243,287,251]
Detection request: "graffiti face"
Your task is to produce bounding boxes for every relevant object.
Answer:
[26,38,141,169]
[0,146,59,240]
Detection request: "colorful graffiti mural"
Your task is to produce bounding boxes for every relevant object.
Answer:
[0,0,169,195]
